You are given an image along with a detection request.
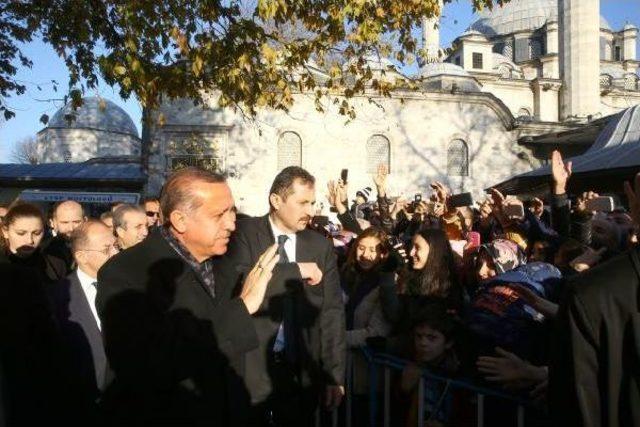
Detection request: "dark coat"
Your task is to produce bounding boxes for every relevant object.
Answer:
[95,230,258,426]
[218,214,346,404]
[50,271,108,402]
[42,234,75,276]
[0,249,73,425]
[550,247,640,426]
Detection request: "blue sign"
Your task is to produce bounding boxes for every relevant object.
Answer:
[20,190,140,204]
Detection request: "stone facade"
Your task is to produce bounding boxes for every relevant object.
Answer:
[145,0,640,215]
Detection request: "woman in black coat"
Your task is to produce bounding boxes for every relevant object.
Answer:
[0,202,72,425]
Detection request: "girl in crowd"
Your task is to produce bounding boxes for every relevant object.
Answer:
[341,226,395,426]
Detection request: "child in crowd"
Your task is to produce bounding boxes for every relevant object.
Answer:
[397,308,473,427]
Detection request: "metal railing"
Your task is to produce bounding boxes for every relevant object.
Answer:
[345,347,528,427]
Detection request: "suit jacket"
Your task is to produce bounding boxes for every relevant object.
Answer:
[550,247,640,426]
[50,271,108,401]
[218,214,346,404]
[95,230,258,426]
[42,235,75,276]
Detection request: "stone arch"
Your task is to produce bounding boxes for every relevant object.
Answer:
[366,134,391,174]
[447,139,469,177]
[277,131,302,170]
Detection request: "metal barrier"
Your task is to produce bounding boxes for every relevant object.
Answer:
[352,347,528,427]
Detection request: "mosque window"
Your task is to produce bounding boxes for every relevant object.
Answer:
[447,139,469,177]
[614,46,622,61]
[502,41,513,60]
[63,150,72,163]
[366,134,390,174]
[530,38,542,59]
[277,131,302,170]
[517,108,532,119]
[600,75,613,87]
[514,38,530,62]
[472,53,483,69]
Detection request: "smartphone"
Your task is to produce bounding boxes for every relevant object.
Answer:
[585,196,615,213]
[340,169,349,184]
[448,192,473,209]
[414,193,422,203]
[503,203,525,218]
[467,231,481,249]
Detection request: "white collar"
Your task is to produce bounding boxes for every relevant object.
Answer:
[76,266,97,286]
[268,215,296,240]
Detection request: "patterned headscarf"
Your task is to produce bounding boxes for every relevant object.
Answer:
[479,239,527,275]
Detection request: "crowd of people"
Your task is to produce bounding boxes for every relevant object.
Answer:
[0,149,638,426]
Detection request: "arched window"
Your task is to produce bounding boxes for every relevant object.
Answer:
[277,131,302,170]
[447,139,469,177]
[517,107,532,118]
[625,74,638,91]
[366,135,390,174]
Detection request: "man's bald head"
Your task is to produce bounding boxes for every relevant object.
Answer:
[71,220,118,278]
[51,200,86,239]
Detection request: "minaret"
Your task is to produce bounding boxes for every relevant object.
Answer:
[559,0,601,121]
[422,0,444,63]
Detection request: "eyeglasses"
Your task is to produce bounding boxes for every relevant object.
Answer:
[79,244,119,256]
[146,211,160,218]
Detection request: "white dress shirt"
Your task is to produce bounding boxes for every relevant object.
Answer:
[268,216,297,352]
[268,217,297,263]
[76,267,101,331]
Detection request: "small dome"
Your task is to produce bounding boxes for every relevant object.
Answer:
[468,0,612,36]
[600,65,626,79]
[623,22,638,31]
[343,54,397,73]
[421,62,471,78]
[48,97,139,137]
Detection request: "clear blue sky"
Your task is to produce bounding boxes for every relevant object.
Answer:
[0,0,638,162]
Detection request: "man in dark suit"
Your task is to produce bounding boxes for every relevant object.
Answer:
[49,220,118,421]
[43,200,87,275]
[550,173,640,426]
[220,166,346,427]
[95,167,280,426]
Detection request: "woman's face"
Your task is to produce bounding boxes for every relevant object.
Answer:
[355,236,384,270]
[410,234,430,270]
[476,252,497,281]
[2,216,44,257]
[414,324,451,364]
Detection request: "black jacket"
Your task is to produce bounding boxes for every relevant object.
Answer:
[550,247,640,426]
[42,234,75,276]
[218,214,346,404]
[95,230,258,426]
[0,249,73,425]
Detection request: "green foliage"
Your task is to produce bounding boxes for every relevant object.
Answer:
[0,0,509,121]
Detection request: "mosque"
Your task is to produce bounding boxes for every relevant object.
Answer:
[3,0,639,214]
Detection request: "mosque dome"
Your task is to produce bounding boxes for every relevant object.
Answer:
[48,97,139,137]
[623,23,638,31]
[468,0,612,36]
[421,62,471,78]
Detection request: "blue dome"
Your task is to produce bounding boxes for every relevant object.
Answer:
[48,97,139,137]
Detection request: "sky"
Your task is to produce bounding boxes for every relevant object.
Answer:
[0,0,639,162]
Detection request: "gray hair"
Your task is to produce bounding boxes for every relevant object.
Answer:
[112,204,145,231]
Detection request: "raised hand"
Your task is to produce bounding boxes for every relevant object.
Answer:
[373,164,388,197]
[551,150,572,195]
[326,180,347,214]
[575,191,600,214]
[240,244,280,314]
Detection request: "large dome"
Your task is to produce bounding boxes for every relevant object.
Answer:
[468,0,611,36]
[48,97,139,137]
